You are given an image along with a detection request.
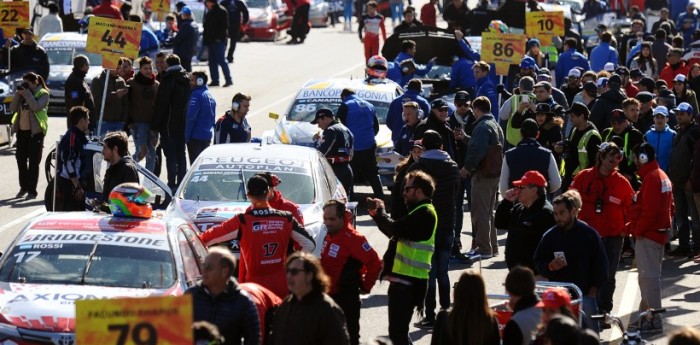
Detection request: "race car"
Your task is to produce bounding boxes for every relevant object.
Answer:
[0,74,16,148]
[0,211,207,344]
[262,78,403,187]
[167,143,352,257]
[244,0,291,41]
[38,32,103,115]
[308,0,330,27]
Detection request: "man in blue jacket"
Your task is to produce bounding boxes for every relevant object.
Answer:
[386,59,416,87]
[386,79,430,144]
[555,38,590,87]
[450,30,480,94]
[473,61,498,112]
[394,39,436,77]
[581,0,607,20]
[186,71,217,164]
[590,31,620,72]
[132,15,159,59]
[170,7,197,72]
[337,88,384,198]
[677,2,699,48]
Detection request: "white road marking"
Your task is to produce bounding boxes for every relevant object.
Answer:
[0,208,45,234]
[247,62,365,119]
[611,268,640,340]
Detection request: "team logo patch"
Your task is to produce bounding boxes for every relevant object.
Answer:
[328,243,340,258]
[252,221,268,232]
[362,242,371,251]
[71,91,79,99]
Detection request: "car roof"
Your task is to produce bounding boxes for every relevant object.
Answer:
[300,78,401,94]
[25,212,168,235]
[39,32,87,49]
[196,143,321,164]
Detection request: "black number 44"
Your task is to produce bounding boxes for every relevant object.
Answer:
[101,29,128,48]
[108,322,157,345]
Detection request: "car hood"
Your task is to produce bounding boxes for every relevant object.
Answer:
[48,65,103,84]
[0,283,176,332]
[382,28,461,66]
[249,7,271,19]
[271,119,393,149]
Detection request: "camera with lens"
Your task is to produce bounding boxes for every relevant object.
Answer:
[15,81,29,91]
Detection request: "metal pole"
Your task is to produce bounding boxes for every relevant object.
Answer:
[52,139,60,211]
[497,75,504,109]
[96,70,110,137]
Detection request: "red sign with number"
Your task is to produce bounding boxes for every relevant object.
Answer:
[86,16,142,69]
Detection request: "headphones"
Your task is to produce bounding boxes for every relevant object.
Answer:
[639,145,649,164]
[232,101,240,111]
[402,66,409,73]
[196,77,204,86]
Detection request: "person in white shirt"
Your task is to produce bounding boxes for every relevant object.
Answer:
[37,3,63,40]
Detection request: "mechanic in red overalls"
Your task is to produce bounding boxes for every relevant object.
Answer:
[199,175,316,299]
[239,172,306,283]
[320,200,382,345]
[239,282,283,344]
[358,1,387,62]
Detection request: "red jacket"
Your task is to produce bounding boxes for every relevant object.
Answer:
[630,161,674,245]
[239,282,283,345]
[659,62,691,88]
[199,207,316,298]
[570,166,634,237]
[625,82,639,99]
[93,1,123,19]
[420,3,436,27]
[320,211,382,296]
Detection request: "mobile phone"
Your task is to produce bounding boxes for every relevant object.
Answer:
[367,199,378,210]
[554,251,566,260]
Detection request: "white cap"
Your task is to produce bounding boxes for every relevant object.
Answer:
[674,74,687,82]
[568,68,581,78]
[604,62,616,72]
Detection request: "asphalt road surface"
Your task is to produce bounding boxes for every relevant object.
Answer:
[0,6,698,344]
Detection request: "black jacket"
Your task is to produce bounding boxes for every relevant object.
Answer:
[393,19,424,33]
[590,88,626,131]
[431,309,500,345]
[64,69,95,127]
[448,111,475,168]
[316,120,354,161]
[203,3,230,44]
[171,19,197,65]
[271,291,349,345]
[3,41,49,80]
[221,0,250,29]
[152,65,191,139]
[408,150,459,245]
[414,114,456,160]
[187,279,261,345]
[502,198,555,272]
[602,125,644,178]
[100,156,139,203]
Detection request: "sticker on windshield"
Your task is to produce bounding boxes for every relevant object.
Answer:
[297,88,392,103]
[19,231,170,251]
[197,156,310,174]
[40,40,85,49]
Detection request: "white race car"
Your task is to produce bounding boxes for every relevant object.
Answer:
[263,78,403,187]
[0,212,207,344]
[167,143,352,257]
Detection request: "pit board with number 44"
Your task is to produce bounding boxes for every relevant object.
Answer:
[86,16,142,69]
[481,32,527,76]
[0,2,29,37]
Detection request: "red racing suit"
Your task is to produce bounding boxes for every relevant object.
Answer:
[359,14,387,61]
[320,211,382,295]
[239,190,305,282]
[629,161,674,245]
[239,282,283,345]
[199,207,316,299]
[570,166,635,237]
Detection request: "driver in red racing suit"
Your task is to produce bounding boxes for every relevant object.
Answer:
[200,176,316,299]
[239,172,306,283]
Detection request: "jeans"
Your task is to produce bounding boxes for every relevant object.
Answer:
[673,185,700,250]
[343,0,353,25]
[388,282,416,345]
[162,135,187,191]
[425,239,452,320]
[187,139,210,165]
[390,0,403,23]
[581,295,600,333]
[98,121,125,139]
[207,42,232,85]
[132,122,156,173]
[598,235,623,313]
[453,177,471,250]
[15,130,43,195]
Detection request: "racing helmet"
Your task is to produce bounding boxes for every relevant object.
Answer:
[366,55,388,79]
[488,20,510,34]
[109,183,153,219]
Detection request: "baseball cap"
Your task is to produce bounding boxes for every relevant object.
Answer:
[635,91,654,103]
[658,88,675,100]
[454,91,470,103]
[247,175,270,196]
[181,6,192,15]
[411,139,424,150]
[535,103,552,114]
[604,62,616,72]
[596,77,608,88]
[421,130,443,150]
[536,288,572,309]
[254,172,281,187]
[674,74,687,82]
[431,98,448,110]
[653,105,669,117]
[583,81,597,93]
[615,66,629,75]
[310,107,334,124]
[567,102,590,116]
[673,102,694,115]
[630,68,643,79]
[611,109,627,122]
[567,68,581,78]
[520,57,536,69]
[23,27,33,35]
[512,170,547,188]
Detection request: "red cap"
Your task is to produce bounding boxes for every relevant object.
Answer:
[536,288,572,309]
[512,171,547,188]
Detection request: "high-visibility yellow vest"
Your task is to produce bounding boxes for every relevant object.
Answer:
[11,87,49,136]
[506,93,536,147]
[392,203,437,279]
[560,128,601,176]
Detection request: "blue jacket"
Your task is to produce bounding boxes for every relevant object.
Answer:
[475,75,498,112]
[555,48,590,87]
[140,25,160,58]
[386,62,410,87]
[386,89,430,143]
[394,51,434,77]
[581,0,607,20]
[677,10,699,46]
[450,39,480,90]
[590,42,619,72]
[155,28,175,42]
[338,94,379,151]
[171,19,197,65]
[645,125,676,172]
[395,123,417,156]
[186,85,217,142]
[672,0,690,21]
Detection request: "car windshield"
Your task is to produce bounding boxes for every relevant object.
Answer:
[287,99,390,124]
[0,230,175,288]
[247,0,269,8]
[46,48,103,66]
[180,169,315,204]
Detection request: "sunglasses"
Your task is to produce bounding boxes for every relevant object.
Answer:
[286,268,306,276]
[403,186,418,192]
[456,102,469,107]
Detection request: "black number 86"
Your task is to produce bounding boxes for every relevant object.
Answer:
[492,43,514,57]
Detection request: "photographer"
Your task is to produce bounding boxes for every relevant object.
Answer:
[11,72,49,200]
